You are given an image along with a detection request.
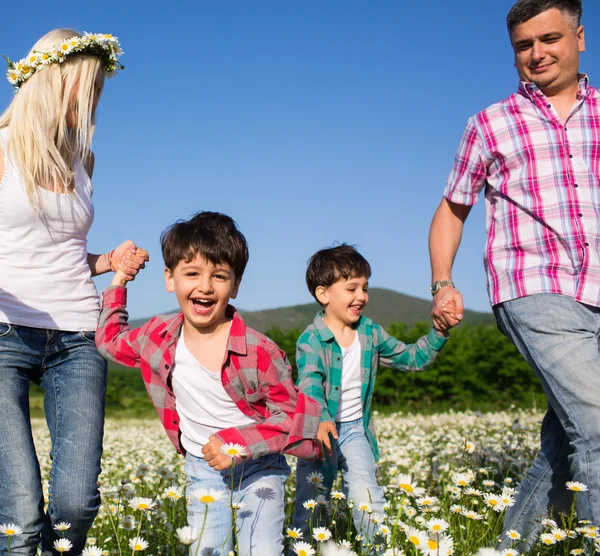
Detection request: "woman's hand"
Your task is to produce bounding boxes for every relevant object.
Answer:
[110,241,149,287]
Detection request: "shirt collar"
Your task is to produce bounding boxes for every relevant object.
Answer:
[226,305,247,356]
[159,305,247,356]
[313,311,365,343]
[518,73,590,101]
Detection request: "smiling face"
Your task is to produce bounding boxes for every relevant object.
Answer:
[511,8,585,95]
[316,275,369,326]
[165,254,240,334]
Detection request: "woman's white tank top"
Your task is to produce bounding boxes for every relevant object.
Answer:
[0,127,100,331]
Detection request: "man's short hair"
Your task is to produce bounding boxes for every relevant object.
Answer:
[507,0,582,35]
[305,244,371,302]
[161,211,249,277]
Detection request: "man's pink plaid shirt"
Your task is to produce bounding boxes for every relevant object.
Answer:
[96,286,320,460]
[445,76,600,307]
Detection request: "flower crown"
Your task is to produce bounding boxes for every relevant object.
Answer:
[3,33,123,89]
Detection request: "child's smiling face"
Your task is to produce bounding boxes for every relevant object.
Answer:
[164,254,240,333]
[317,275,369,326]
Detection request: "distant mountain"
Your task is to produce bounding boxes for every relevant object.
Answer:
[130,287,494,333]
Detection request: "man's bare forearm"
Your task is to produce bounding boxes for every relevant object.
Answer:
[429,198,471,281]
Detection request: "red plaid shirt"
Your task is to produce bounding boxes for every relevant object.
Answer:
[445,76,600,307]
[96,286,320,460]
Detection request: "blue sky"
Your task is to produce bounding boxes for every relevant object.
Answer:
[2,1,599,319]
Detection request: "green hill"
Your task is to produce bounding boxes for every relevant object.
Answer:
[130,287,494,332]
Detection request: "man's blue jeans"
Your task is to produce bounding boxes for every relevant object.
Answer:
[185,452,290,555]
[292,418,385,546]
[494,294,600,546]
[0,322,107,556]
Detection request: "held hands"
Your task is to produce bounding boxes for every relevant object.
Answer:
[431,286,464,332]
[202,436,233,470]
[110,240,150,287]
[316,421,338,460]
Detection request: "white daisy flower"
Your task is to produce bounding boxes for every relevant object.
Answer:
[0,524,23,536]
[220,442,248,458]
[176,526,200,545]
[303,499,317,510]
[129,536,149,551]
[312,526,332,542]
[405,526,428,548]
[293,541,316,556]
[539,532,556,545]
[53,538,73,553]
[162,486,183,500]
[190,488,226,505]
[306,471,324,485]
[128,497,156,511]
[505,530,521,540]
[53,522,71,532]
[81,547,104,556]
[286,527,303,540]
[566,481,588,492]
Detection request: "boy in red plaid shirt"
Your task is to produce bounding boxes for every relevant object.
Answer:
[96,211,320,555]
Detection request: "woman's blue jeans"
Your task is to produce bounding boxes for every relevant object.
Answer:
[0,322,107,556]
[495,294,600,547]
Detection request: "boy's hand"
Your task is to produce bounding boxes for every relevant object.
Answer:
[202,436,233,470]
[316,421,338,459]
[110,243,150,287]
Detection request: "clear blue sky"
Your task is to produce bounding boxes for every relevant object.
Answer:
[2,1,599,318]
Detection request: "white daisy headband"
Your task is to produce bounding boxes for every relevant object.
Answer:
[3,32,123,90]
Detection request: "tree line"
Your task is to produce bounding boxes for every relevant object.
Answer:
[30,321,545,416]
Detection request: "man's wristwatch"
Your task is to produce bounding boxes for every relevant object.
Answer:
[430,280,454,296]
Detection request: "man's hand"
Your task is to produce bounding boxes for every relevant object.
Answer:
[316,421,338,459]
[431,287,464,332]
[201,436,233,471]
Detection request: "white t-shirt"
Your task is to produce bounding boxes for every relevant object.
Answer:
[0,127,99,331]
[336,332,363,422]
[172,330,254,458]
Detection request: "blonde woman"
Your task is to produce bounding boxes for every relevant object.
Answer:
[0,29,148,555]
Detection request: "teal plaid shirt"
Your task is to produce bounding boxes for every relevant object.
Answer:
[296,312,448,461]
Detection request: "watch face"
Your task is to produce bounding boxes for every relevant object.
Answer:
[430,284,437,295]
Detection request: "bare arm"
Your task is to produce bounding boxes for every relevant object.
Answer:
[429,197,472,330]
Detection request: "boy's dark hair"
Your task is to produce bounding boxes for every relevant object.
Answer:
[507,0,582,35]
[306,244,371,302]
[161,211,249,277]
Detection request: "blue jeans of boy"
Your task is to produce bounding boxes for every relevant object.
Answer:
[292,418,385,547]
[494,294,600,547]
[185,452,290,555]
[0,323,107,556]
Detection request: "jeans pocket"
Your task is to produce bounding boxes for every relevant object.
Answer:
[79,330,96,344]
[0,322,14,339]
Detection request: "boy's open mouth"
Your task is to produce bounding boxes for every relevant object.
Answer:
[191,298,216,314]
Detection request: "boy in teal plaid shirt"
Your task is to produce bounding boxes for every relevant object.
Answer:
[291,244,449,550]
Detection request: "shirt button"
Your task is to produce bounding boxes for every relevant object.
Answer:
[585,243,590,247]
[579,213,583,217]
[569,154,574,159]
[546,103,551,108]
[173,420,178,425]
[334,386,339,391]
[165,364,170,369]
[574,184,579,187]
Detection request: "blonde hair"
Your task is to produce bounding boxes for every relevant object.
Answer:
[0,29,104,209]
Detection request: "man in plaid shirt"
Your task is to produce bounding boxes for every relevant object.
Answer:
[429,0,600,545]
[96,211,320,555]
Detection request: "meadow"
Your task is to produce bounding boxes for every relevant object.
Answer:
[17,409,599,556]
